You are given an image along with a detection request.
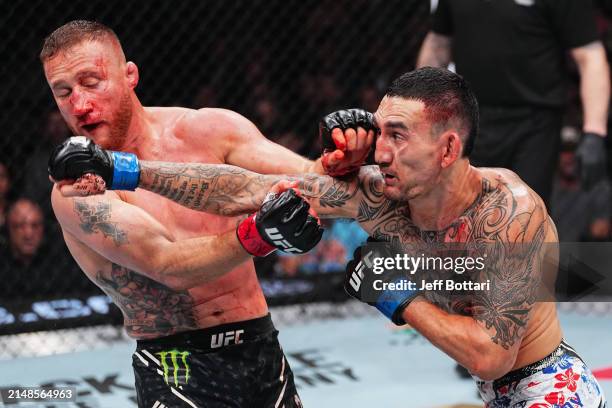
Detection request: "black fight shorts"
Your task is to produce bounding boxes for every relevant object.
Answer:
[132,314,302,408]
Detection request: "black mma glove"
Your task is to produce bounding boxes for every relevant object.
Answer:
[344,239,419,325]
[48,136,140,190]
[576,132,608,189]
[237,189,324,257]
[319,109,378,176]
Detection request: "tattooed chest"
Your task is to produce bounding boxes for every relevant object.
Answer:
[369,213,475,246]
[366,177,512,246]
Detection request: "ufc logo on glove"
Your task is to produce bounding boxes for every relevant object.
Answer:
[349,250,376,291]
[264,228,303,253]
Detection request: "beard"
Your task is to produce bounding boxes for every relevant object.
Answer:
[383,186,409,203]
[107,90,133,150]
[383,179,418,203]
[63,90,134,150]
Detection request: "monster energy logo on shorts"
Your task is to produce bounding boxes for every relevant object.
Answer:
[157,349,190,386]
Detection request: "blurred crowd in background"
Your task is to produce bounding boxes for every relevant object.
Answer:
[1,0,612,305]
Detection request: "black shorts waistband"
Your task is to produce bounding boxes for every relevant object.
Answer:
[136,314,275,351]
[492,340,580,390]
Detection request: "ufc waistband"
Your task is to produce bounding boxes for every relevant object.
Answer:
[136,314,275,351]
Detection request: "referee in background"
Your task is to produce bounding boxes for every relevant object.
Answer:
[417,0,610,208]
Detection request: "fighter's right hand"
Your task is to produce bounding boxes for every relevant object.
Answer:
[319,109,377,177]
[48,136,140,191]
[237,187,323,257]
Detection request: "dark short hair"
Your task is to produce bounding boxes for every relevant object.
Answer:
[7,198,43,222]
[386,67,479,157]
[40,20,120,63]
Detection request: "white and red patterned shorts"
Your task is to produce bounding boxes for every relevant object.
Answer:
[475,341,607,408]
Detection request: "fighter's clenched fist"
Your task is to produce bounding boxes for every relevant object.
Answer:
[237,187,323,257]
[49,136,140,191]
[319,109,378,177]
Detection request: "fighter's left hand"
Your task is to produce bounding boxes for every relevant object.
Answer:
[319,109,377,177]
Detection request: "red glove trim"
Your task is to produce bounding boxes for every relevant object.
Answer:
[236,214,276,257]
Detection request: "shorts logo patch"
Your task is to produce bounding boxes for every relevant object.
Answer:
[156,349,190,386]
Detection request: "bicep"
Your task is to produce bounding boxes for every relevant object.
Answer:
[231,136,312,174]
[220,111,312,174]
[570,41,607,67]
[51,186,173,279]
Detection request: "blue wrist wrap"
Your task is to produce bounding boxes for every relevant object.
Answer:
[374,278,418,323]
[110,151,140,190]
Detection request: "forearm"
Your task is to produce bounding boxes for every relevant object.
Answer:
[287,153,323,175]
[576,43,610,135]
[55,189,252,290]
[156,229,251,290]
[306,158,326,175]
[416,32,452,68]
[402,298,515,380]
[293,174,360,218]
[139,161,282,216]
[101,228,251,291]
[138,161,361,219]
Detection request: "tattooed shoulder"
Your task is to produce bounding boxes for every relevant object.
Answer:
[471,174,547,241]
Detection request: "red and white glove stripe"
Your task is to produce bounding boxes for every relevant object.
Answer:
[236,214,276,257]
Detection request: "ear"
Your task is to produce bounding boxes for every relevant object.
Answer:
[440,131,462,168]
[126,61,139,89]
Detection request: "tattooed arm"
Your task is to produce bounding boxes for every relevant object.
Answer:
[399,185,550,380]
[135,161,387,221]
[138,161,279,217]
[51,186,251,290]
